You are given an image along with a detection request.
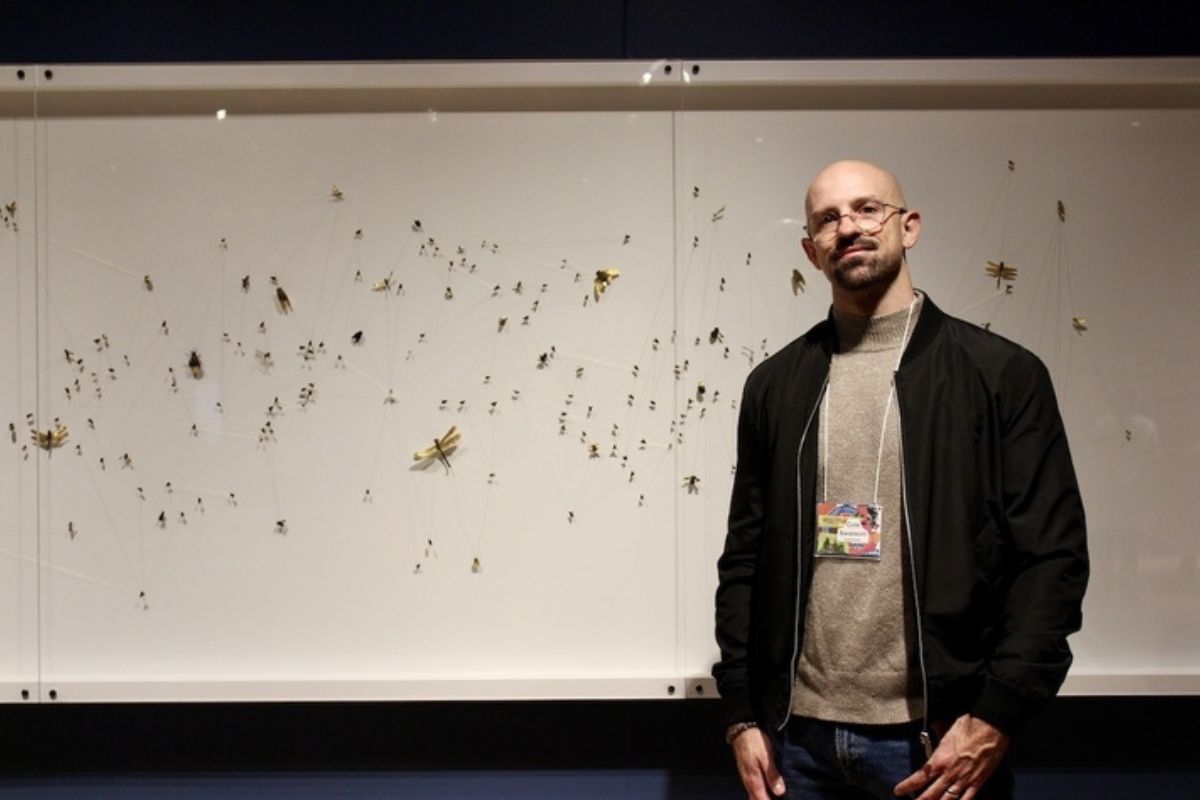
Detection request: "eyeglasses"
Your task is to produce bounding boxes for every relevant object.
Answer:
[805,201,906,242]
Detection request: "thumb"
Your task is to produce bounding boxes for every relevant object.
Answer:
[762,752,786,796]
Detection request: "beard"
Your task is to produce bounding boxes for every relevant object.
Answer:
[827,238,902,293]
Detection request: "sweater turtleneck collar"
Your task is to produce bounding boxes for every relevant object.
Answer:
[833,291,924,354]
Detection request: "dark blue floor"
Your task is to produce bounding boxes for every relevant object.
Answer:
[3,770,1200,799]
[4,699,1198,798]
[0,771,694,800]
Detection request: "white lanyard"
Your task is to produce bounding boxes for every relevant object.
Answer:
[821,296,917,505]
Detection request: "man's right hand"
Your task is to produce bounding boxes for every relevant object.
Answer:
[731,726,786,798]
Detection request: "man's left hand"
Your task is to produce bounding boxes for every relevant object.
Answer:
[893,715,1009,800]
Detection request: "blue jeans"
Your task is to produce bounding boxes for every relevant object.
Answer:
[768,717,1013,799]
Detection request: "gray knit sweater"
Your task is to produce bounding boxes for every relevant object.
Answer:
[791,293,923,725]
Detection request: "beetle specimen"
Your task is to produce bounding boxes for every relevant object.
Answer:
[792,268,807,295]
[593,268,620,301]
[187,350,204,379]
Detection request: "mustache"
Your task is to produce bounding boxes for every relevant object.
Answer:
[832,236,877,260]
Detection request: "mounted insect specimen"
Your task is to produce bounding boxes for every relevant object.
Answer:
[985,260,1018,289]
[792,269,807,295]
[593,268,620,301]
[187,350,204,379]
[413,426,461,473]
[31,424,70,453]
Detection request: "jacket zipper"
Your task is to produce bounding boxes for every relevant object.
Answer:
[780,374,829,731]
[894,377,933,756]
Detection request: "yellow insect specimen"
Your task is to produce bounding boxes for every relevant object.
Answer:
[1072,316,1088,333]
[413,426,462,471]
[593,268,621,301]
[32,424,70,451]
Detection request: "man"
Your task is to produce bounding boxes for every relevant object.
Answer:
[713,160,1088,799]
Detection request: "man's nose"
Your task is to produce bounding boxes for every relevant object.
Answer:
[835,220,861,246]
[834,212,860,236]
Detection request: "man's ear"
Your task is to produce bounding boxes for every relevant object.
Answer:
[801,237,818,267]
[901,210,922,249]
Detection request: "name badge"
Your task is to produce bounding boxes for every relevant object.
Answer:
[815,501,882,560]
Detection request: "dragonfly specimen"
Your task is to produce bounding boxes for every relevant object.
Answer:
[32,424,70,452]
[413,426,462,472]
[985,260,1018,288]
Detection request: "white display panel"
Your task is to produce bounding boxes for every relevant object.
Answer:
[0,116,38,701]
[32,111,683,699]
[676,109,1200,691]
[1,61,1197,701]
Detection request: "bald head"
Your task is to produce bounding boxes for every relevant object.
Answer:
[800,159,921,316]
[804,160,907,219]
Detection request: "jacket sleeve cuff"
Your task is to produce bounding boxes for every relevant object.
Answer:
[968,678,1033,737]
[718,683,757,728]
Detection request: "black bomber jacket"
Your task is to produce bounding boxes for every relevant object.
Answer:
[713,294,1089,738]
